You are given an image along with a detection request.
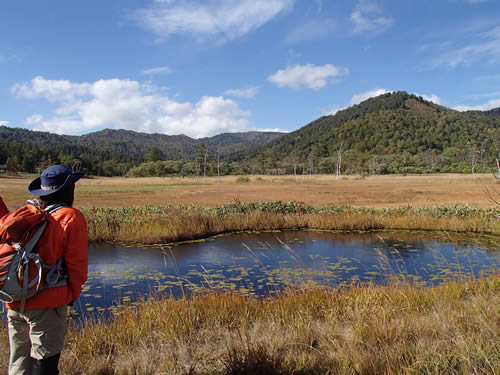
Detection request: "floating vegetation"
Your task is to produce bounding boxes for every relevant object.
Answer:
[77,230,500,320]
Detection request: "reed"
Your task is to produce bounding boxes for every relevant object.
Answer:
[0,276,496,374]
[83,201,500,244]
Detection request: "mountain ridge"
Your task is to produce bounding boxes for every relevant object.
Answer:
[233,92,499,166]
[1,91,498,175]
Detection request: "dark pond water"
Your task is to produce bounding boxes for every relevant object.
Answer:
[76,230,500,318]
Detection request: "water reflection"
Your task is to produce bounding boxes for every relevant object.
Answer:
[77,230,500,318]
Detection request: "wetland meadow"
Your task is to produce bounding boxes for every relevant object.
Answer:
[1,173,499,374]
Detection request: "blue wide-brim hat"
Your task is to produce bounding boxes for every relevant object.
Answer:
[28,165,83,196]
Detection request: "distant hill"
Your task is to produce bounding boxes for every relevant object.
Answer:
[1,91,498,176]
[76,129,200,159]
[232,92,499,174]
[467,107,500,118]
[0,126,283,159]
[199,132,284,155]
[0,126,283,175]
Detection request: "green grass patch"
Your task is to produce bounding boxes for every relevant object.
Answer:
[235,176,251,183]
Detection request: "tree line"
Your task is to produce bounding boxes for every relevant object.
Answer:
[1,92,498,177]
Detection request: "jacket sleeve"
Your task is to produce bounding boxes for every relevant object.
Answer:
[0,197,8,218]
[63,210,88,301]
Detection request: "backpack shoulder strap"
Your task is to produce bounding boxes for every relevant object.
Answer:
[44,204,69,215]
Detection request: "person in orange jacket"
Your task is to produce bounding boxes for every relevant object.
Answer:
[3,165,88,375]
[0,196,8,218]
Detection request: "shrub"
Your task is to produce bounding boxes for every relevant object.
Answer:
[236,176,251,183]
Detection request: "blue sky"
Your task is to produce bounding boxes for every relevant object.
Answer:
[1,0,499,138]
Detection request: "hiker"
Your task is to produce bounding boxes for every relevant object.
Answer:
[0,196,7,218]
[3,165,88,375]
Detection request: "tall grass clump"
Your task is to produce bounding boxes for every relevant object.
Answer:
[82,201,500,244]
[0,276,496,374]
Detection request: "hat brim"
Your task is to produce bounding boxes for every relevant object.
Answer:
[28,172,83,196]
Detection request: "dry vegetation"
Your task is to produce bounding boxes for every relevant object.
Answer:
[1,173,499,374]
[1,173,499,209]
[83,204,499,245]
[1,276,497,374]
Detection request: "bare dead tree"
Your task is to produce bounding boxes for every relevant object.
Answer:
[195,160,200,182]
[309,153,312,177]
[217,148,220,185]
[471,153,477,175]
[482,179,500,206]
[180,142,185,178]
[336,141,344,180]
[203,150,208,184]
[478,158,500,207]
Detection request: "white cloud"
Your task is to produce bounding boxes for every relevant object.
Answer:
[327,90,444,117]
[11,76,92,102]
[268,64,348,89]
[0,121,10,126]
[225,87,258,99]
[325,89,390,116]
[141,66,172,75]
[453,98,500,111]
[351,2,393,34]
[350,88,390,105]
[12,76,253,138]
[431,26,500,68]
[325,105,346,116]
[132,0,294,44]
[413,93,445,105]
[422,94,443,105]
[285,18,336,44]
[250,127,288,133]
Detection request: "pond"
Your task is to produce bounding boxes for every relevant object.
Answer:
[76,230,500,318]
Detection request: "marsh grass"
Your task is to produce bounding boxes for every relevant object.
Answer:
[77,184,173,195]
[83,201,500,244]
[1,276,496,374]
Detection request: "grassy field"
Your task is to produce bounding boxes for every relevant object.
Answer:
[1,276,498,374]
[1,173,499,209]
[0,173,499,374]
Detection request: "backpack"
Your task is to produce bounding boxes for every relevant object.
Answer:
[0,201,68,312]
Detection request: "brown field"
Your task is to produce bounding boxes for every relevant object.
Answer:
[1,173,499,209]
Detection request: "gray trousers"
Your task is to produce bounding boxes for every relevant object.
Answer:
[7,306,68,375]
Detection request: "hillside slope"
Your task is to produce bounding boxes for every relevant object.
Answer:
[0,126,284,174]
[234,92,499,167]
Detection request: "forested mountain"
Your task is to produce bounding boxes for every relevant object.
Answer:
[199,132,285,155]
[234,92,499,175]
[0,126,283,176]
[1,91,498,176]
[468,107,500,118]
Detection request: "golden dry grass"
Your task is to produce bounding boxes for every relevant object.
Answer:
[85,208,499,244]
[1,174,498,374]
[1,173,499,209]
[1,276,496,374]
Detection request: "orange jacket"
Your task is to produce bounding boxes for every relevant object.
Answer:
[5,206,88,310]
[0,197,7,218]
